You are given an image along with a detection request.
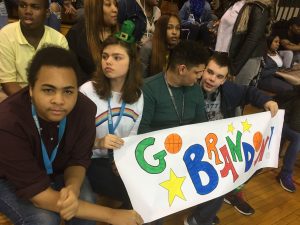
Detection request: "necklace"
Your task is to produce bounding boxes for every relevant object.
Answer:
[164,73,185,125]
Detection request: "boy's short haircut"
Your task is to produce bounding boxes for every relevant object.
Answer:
[27,46,81,87]
[167,40,210,70]
[208,52,231,69]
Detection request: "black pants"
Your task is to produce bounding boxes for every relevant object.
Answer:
[87,158,132,209]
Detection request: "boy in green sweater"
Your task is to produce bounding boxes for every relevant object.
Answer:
[138,40,222,225]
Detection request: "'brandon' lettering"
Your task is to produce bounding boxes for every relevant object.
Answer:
[183,144,219,195]
[135,137,167,174]
[135,126,275,196]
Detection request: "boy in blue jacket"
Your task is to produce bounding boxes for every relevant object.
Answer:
[198,52,278,219]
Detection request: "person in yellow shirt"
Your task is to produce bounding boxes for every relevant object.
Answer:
[0,0,68,96]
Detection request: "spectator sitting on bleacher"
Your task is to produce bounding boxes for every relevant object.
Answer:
[180,0,216,26]
[0,0,68,96]
[0,0,71,31]
[200,52,278,122]
[66,0,118,84]
[273,17,300,65]
[199,52,278,221]
[140,14,180,78]
[138,40,222,225]
[0,46,143,225]
[214,0,274,216]
[179,0,217,45]
[257,35,294,94]
[79,21,144,213]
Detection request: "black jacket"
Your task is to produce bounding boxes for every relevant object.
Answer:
[219,81,272,118]
[66,19,96,84]
[229,1,270,75]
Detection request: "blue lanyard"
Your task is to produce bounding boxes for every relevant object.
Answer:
[107,98,126,161]
[107,98,126,134]
[31,105,66,175]
[164,74,185,124]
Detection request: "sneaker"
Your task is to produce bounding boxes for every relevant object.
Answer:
[224,192,255,216]
[277,174,296,193]
[184,215,220,225]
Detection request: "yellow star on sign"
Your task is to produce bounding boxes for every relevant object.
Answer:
[241,119,252,132]
[227,123,235,134]
[160,169,186,206]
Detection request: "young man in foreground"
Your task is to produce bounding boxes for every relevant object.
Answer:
[0,46,143,225]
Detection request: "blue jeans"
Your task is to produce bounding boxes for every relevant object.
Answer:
[258,76,294,94]
[281,123,300,176]
[87,158,132,209]
[0,176,96,225]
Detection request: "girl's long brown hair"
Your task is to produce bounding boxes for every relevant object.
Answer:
[149,14,180,76]
[93,36,142,104]
[84,0,118,64]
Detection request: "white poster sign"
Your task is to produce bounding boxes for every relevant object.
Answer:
[114,111,284,223]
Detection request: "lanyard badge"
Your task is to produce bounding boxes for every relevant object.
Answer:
[107,98,126,161]
[31,105,66,175]
[164,74,185,124]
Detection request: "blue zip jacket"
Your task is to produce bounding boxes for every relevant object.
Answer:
[218,81,272,118]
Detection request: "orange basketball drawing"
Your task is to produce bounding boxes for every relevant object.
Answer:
[253,132,263,151]
[164,133,182,154]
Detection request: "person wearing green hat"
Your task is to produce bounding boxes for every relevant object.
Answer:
[79,20,144,211]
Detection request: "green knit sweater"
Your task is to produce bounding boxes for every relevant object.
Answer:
[138,72,207,134]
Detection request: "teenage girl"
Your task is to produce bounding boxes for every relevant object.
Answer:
[80,21,143,210]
